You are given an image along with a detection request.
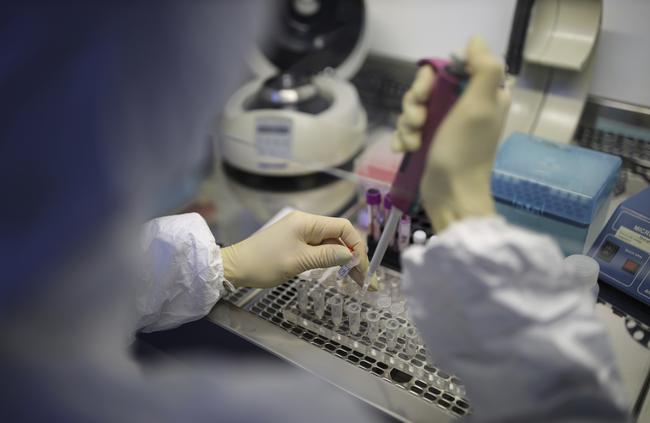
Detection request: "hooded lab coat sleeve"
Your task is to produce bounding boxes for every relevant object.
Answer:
[401,216,629,423]
[137,213,226,333]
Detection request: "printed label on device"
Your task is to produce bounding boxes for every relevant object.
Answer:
[589,200,650,305]
[255,117,293,160]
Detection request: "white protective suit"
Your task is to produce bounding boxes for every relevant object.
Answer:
[402,216,630,422]
[138,213,225,333]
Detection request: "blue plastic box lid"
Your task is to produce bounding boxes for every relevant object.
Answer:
[492,133,622,225]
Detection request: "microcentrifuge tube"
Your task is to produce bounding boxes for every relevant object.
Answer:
[365,310,381,342]
[311,288,325,320]
[376,266,386,281]
[389,301,406,316]
[309,267,326,282]
[328,294,343,327]
[337,255,360,280]
[384,318,401,351]
[297,281,311,312]
[389,279,401,302]
[404,326,419,358]
[376,293,391,310]
[346,302,362,335]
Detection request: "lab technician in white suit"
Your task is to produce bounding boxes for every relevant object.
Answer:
[396,36,629,422]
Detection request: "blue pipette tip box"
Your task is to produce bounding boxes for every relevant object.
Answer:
[492,132,622,255]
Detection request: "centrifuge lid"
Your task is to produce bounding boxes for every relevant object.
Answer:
[248,0,368,80]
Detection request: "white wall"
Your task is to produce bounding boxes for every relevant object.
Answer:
[367,0,650,108]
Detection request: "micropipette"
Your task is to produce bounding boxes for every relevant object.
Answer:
[360,57,469,296]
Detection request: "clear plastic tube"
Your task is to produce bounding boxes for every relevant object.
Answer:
[311,288,325,320]
[365,310,381,342]
[376,293,391,310]
[297,281,311,312]
[346,302,362,335]
[404,326,419,358]
[390,301,406,316]
[389,279,401,302]
[328,294,343,327]
[309,267,326,283]
[384,318,401,351]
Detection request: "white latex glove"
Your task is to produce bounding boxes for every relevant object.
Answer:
[394,36,511,232]
[221,211,368,288]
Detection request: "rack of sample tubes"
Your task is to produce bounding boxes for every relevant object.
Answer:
[222,266,472,418]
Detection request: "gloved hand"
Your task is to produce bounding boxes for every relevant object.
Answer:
[221,211,368,289]
[393,36,511,233]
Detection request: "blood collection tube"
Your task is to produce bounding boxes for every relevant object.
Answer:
[346,302,362,335]
[297,281,311,313]
[384,318,401,351]
[397,214,412,251]
[366,188,382,242]
[404,326,419,358]
[365,310,381,342]
[311,288,325,320]
[328,294,343,327]
[383,194,394,246]
[309,267,326,282]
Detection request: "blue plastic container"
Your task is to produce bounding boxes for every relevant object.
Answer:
[492,132,622,255]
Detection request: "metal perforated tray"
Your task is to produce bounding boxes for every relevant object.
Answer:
[222,269,471,418]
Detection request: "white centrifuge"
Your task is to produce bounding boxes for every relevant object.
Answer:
[219,0,369,178]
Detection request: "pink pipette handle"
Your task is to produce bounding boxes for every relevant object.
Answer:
[388,59,464,214]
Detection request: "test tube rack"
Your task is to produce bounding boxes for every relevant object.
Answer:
[221,267,471,418]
